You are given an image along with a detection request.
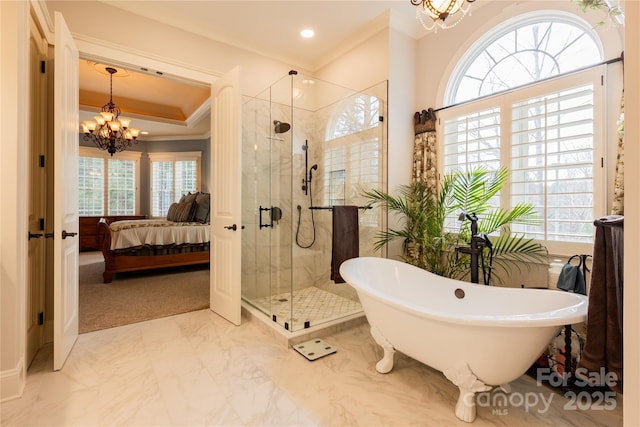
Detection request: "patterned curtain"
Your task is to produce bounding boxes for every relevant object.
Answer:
[611,94,624,215]
[412,109,438,191]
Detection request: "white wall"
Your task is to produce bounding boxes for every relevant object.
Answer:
[0,0,28,401]
[315,28,389,92]
[386,28,418,259]
[623,2,639,425]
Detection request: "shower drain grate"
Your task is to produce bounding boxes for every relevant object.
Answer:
[293,338,336,361]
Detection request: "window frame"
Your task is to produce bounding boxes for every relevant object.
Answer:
[437,66,606,256]
[78,146,142,216]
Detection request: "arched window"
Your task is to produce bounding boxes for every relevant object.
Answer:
[448,15,602,104]
[326,94,380,140]
[440,13,607,254]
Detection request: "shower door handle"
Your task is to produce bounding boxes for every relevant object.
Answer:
[259,206,272,229]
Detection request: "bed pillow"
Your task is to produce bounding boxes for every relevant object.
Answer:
[179,192,197,204]
[194,192,210,223]
[176,201,196,222]
[167,201,196,222]
[166,202,180,221]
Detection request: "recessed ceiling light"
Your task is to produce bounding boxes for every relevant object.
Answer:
[140,131,149,135]
[300,29,315,39]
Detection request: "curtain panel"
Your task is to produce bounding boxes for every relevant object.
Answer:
[412,109,438,191]
[611,94,624,215]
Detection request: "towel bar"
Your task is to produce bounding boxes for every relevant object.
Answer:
[309,206,372,211]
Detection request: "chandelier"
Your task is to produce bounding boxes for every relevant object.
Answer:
[410,0,475,32]
[81,67,141,156]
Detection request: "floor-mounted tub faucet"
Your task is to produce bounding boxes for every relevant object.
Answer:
[456,212,493,285]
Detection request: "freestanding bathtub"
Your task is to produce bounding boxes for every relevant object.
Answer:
[339,257,588,423]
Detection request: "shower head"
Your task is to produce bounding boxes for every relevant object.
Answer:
[274,120,291,134]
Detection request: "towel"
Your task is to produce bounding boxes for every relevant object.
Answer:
[577,215,623,393]
[331,206,359,283]
[556,264,586,295]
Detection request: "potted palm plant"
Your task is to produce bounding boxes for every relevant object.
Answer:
[363,166,548,284]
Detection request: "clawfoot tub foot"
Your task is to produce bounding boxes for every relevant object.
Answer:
[444,364,492,423]
[369,325,395,373]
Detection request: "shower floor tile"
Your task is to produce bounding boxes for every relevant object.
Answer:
[251,286,362,330]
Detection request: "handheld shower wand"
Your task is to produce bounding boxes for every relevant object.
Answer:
[308,164,318,183]
[296,143,318,248]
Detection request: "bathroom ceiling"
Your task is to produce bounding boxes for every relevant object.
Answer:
[80,1,490,140]
[99,0,428,68]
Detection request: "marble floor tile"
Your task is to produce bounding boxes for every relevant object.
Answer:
[1,309,623,426]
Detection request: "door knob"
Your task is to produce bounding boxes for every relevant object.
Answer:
[61,230,78,239]
[28,232,43,240]
[224,224,237,231]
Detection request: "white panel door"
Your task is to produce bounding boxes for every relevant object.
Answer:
[209,67,242,325]
[53,12,79,370]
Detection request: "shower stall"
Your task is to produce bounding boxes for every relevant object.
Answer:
[241,70,388,332]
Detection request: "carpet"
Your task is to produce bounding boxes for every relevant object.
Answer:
[79,259,210,333]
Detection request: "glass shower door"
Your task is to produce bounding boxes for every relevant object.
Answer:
[240,93,273,317]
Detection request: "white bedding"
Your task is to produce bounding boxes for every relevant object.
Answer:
[109,219,210,250]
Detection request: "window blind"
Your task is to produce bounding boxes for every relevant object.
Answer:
[107,158,136,215]
[511,84,595,243]
[78,157,105,216]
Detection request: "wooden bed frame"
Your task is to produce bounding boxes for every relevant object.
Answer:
[98,218,210,283]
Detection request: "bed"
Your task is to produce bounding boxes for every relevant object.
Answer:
[98,192,211,283]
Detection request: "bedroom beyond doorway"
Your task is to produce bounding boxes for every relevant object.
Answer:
[78,251,209,333]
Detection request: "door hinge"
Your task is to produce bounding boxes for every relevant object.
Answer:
[39,218,45,231]
[38,312,44,325]
[39,155,45,168]
[40,60,46,74]
[601,75,604,86]
[601,157,604,167]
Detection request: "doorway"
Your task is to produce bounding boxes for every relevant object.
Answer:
[76,61,212,333]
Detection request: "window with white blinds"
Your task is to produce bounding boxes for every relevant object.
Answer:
[443,108,501,231]
[108,158,136,215]
[78,156,105,216]
[78,147,141,216]
[443,108,501,172]
[438,68,604,253]
[511,84,595,244]
[149,152,201,217]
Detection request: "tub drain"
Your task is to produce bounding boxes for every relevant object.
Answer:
[293,338,336,361]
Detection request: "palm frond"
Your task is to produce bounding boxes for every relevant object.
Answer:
[362,168,549,284]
